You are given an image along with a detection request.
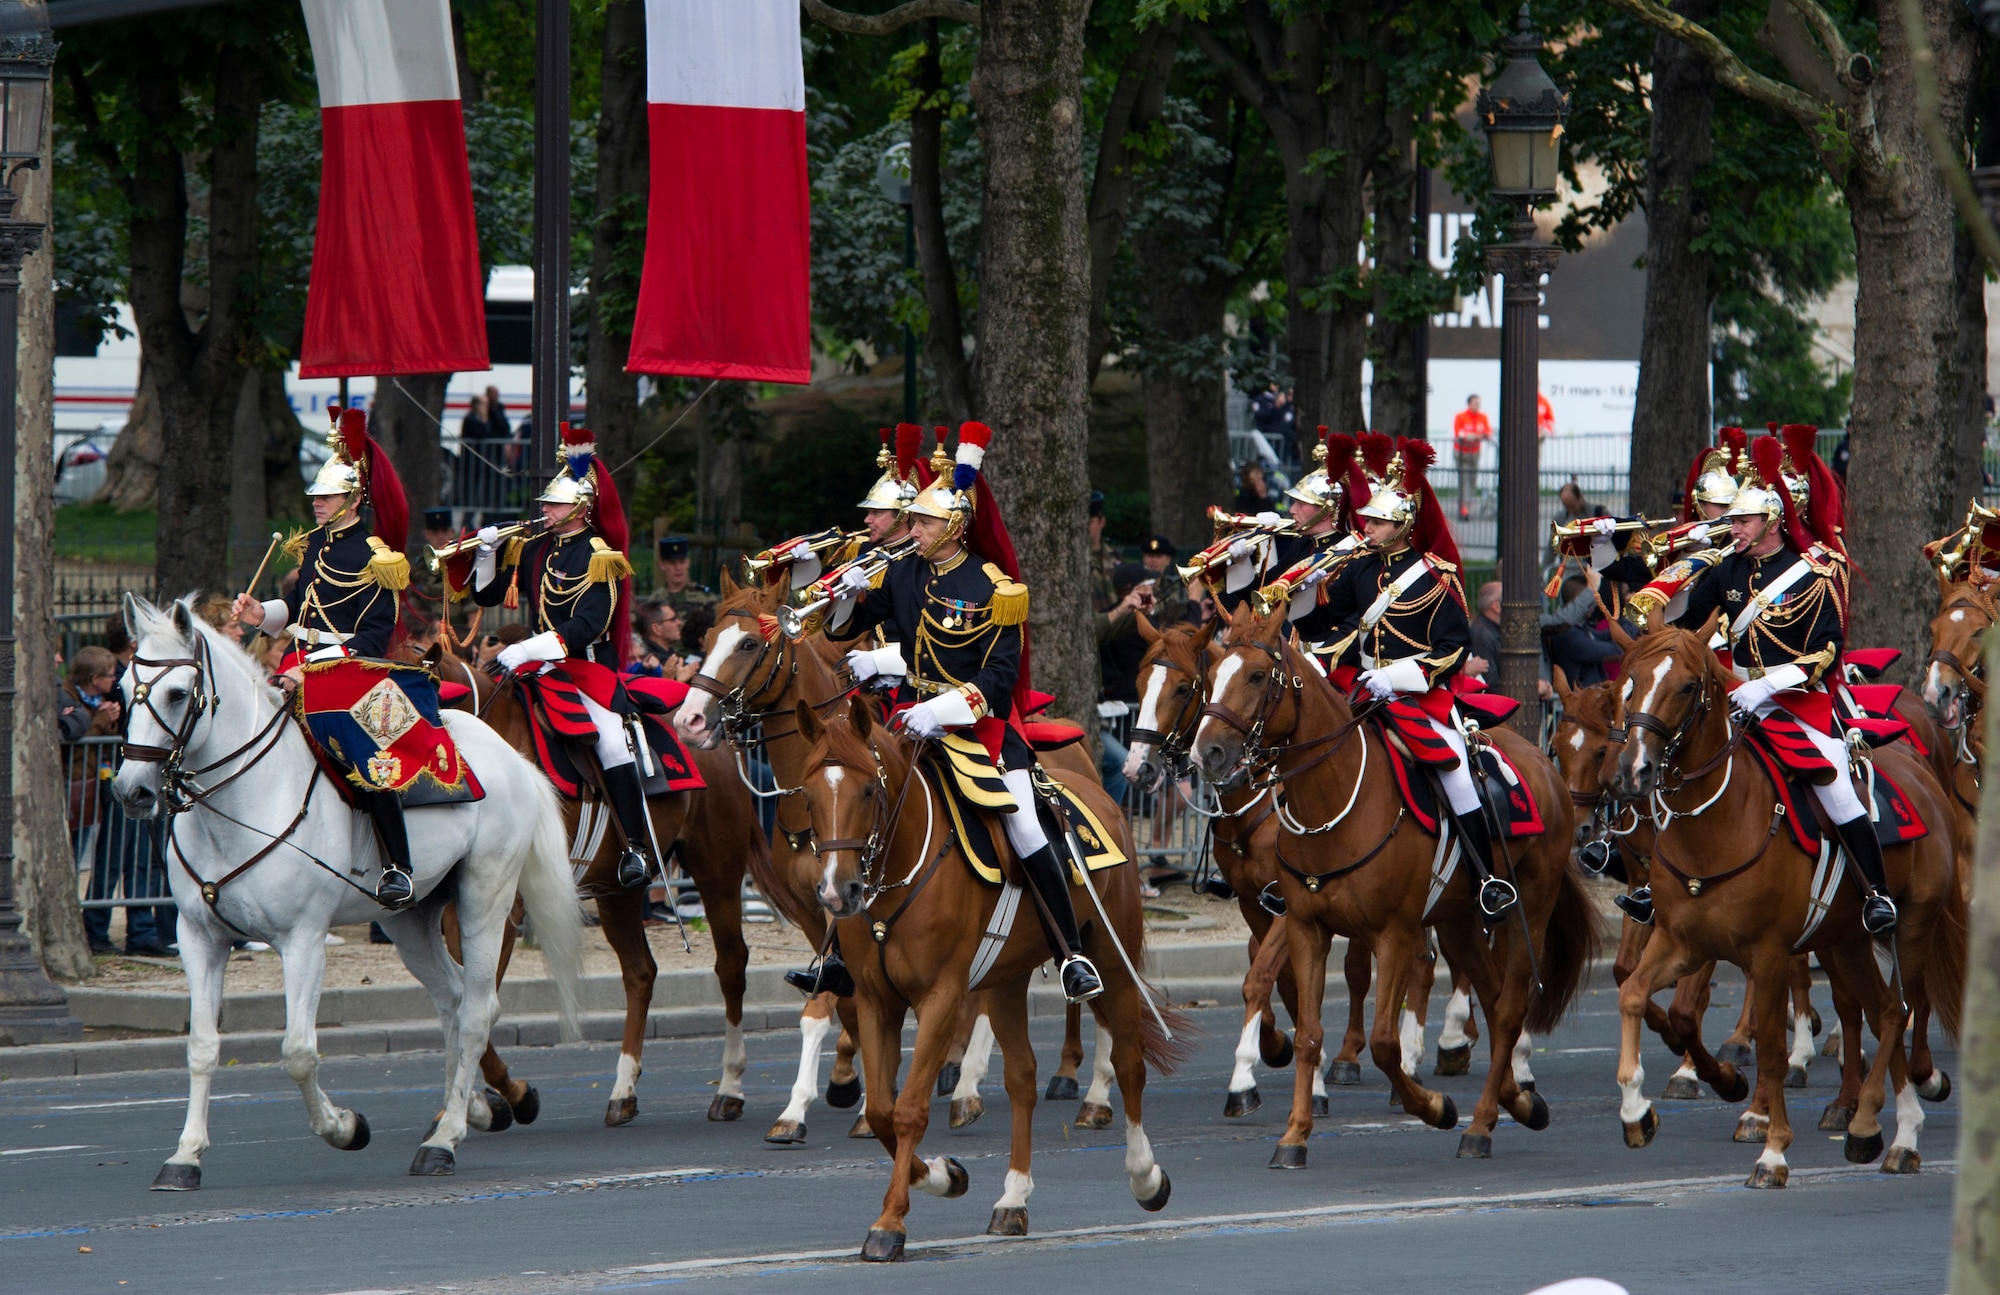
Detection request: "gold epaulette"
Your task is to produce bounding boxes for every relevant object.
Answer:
[1427,556,1459,574]
[836,535,865,567]
[502,536,525,569]
[983,562,1029,626]
[587,536,635,584]
[282,527,309,563]
[365,536,411,591]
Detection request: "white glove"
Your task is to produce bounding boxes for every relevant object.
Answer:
[1227,538,1252,562]
[845,645,907,684]
[1729,676,1777,717]
[1357,669,1398,701]
[836,564,873,596]
[1591,517,1617,536]
[476,524,502,552]
[899,699,945,738]
[1254,511,1282,526]
[498,629,566,672]
[789,542,814,562]
[496,640,533,671]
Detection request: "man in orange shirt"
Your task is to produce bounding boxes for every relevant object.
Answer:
[1537,391,1556,439]
[1451,394,1492,520]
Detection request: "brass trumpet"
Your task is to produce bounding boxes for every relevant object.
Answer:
[1252,538,1361,616]
[744,526,859,580]
[425,519,545,572]
[1177,506,1297,582]
[778,535,921,639]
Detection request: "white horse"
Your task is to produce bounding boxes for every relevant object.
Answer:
[111,595,584,1188]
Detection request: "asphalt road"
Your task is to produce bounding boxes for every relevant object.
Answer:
[0,968,1957,1295]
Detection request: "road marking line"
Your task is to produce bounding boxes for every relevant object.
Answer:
[0,1145,93,1155]
[48,1095,260,1111]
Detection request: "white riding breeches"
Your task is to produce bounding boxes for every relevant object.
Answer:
[1424,714,1483,815]
[1000,767,1049,855]
[578,689,636,771]
[1750,698,1865,822]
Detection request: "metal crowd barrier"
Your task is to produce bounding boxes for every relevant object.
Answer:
[63,735,174,914]
[1096,704,1210,879]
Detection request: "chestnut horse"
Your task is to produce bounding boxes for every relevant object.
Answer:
[1607,619,1966,1185]
[429,642,762,1127]
[1191,601,1594,1163]
[792,696,1188,1259]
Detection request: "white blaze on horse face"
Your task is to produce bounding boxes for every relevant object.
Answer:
[818,766,846,905]
[1636,654,1675,717]
[1566,727,1586,752]
[676,623,746,734]
[1952,609,1968,623]
[1125,663,1171,781]
[1618,1059,1649,1124]
[1194,652,1248,762]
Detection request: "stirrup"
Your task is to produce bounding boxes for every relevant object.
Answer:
[1613,886,1653,926]
[1577,839,1615,876]
[785,954,855,999]
[1058,955,1103,1004]
[615,847,653,892]
[1478,876,1519,921]
[1861,892,1898,937]
[1257,881,1287,917]
[375,867,415,911]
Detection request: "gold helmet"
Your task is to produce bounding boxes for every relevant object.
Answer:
[906,422,993,556]
[536,422,599,510]
[1722,434,1785,525]
[1689,449,1739,510]
[1354,432,1419,538]
[856,423,923,511]
[1283,426,1359,531]
[306,405,364,496]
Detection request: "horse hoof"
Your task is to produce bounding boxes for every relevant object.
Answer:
[482,1090,514,1132]
[1457,1133,1493,1159]
[1733,1113,1769,1144]
[849,1110,874,1139]
[1137,1167,1171,1212]
[707,1094,745,1123]
[1434,1043,1472,1077]
[949,1096,984,1129]
[1918,1070,1952,1103]
[940,1156,970,1198]
[860,1228,906,1263]
[512,1086,540,1125]
[987,1206,1029,1236]
[826,1076,862,1109]
[765,1119,808,1145]
[1268,1142,1308,1170]
[1223,1087,1261,1119]
[1818,1104,1855,1132]
[1075,1100,1114,1130]
[1881,1147,1921,1175]
[1520,1090,1551,1132]
[1045,1075,1079,1101]
[1312,1095,1329,1117]
[338,1111,372,1152]
[1519,1080,1536,1094]
[1431,1095,1460,1132]
[1661,1075,1702,1100]
[1623,1107,1660,1149]
[1716,1042,1753,1068]
[1326,1060,1362,1086]
[1784,1065,1809,1089]
[150,1162,200,1191]
[1745,1161,1789,1189]
[1261,1031,1295,1069]
[936,1062,961,1097]
[408,1145,456,1176]
[1820,1032,1842,1058]
[605,1096,638,1127]
[1714,1066,1750,1104]
[1844,1130,1885,1165]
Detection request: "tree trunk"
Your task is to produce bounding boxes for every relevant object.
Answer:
[1316,12,1382,445]
[15,102,90,981]
[1957,635,2000,1291]
[1368,110,1422,441]
[695,382,752,541]
[370,374,447,554]
[586,0,648,499]
[971,0,1096,729]
[1843,0,1975,675]
[910,20,973,424]
[1952,218,1987,509]
[258,367,304,525]
[1627,0,1717,518]
[1084,20,1178,387]
[228,367,269,580]
[95,357,162,513]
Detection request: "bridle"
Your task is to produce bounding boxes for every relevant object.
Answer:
[1618,646,1745,829]
[1200,632,1374,790]
[1927,590,1991,736]
[686,603,858,809]
[1129,648,1209,788]
[808,735,954,953]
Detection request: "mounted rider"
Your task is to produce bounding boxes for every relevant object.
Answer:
[1252,428,1363,638]
[1311,435,1522,923]
[821,421,1105,1004]
[1627,433,1896,935]
[1552,427,1747,597]
[468,423,654,893]
[232,406,422,908]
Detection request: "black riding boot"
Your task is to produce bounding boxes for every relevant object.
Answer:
[1452,808,1517,924]
[1614,885,1654,926]
[784,932,856,998]
[601,763,657,891]
[361,790,414,911]
[1019,843,1103,1003]
[1834,816,1898,935]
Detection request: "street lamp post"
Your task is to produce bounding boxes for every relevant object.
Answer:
[1478,6,1565,744]
[877,142,915,423]
[0,26,78,1047]
[530,0,569,481]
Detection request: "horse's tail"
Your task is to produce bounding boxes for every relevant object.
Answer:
[1925,857,1970,1043]
[1134,995,1200,1077]
[516,771,586,1043]
[1525,855,1599,1036]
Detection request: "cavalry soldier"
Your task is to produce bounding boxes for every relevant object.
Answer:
[820,421,1105,1004]
[233,407,421,908]
[1627,435,1896,935]
[1314,435,1522,922]
[468,423,655,893]
[1261,428,1363,647]
[856,423,924,549]
[1560,427,1747,592]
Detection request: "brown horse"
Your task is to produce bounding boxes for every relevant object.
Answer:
[1190,601,1594,1163]
[1607,618,1967,1184]
[790,695,1188,1259]
[429,641,763,1127]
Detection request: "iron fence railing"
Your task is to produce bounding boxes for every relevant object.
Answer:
[64,736,173,919]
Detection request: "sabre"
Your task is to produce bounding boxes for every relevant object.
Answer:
[241,531,284,601]
[624,718,691,954]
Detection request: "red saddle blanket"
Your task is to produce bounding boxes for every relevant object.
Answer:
[1377,719,1546,839]
[294,658,483,808]
[1835,681,1927,757]
[1741,728,1928,854]
[512,669,705,801]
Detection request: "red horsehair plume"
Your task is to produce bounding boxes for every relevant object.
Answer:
[1395,436,1436,489]
[1322,432,1358,481]
[1358,432,1396,482]
[895,422,923,480]
[1718,425,1748,472]
[1748,432,1816,552]
[1779,423,1818,471]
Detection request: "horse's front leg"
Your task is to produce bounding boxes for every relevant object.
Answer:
[1665,962,1748,1105]
[274,924,370,1154]
[1369,923,1456,1133]
[1227,917,1290,1117]
[864,984,969,1262]
[693,841,751,1123]
[1326,934,1371,1086]
[151,917,231,1190]
[472,896,537,1121]
[1044,1002,1086,1101]
[767,992,838,1145]
[1743,944,1798,1187]
[1616,930,1698,1148]
[983,978,1040,1237]
[836,994,874,1138]
[414,873,511,1174]
[948,1009,995,1129]
[1399,940,1439,1079]
[1435,957,1477,1076]
[1270,913,1330,1168]
[594,887,657,1126]
[1819,959,1866,1131]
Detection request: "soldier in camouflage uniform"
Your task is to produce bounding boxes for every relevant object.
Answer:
[1139,535,1190,625]
[1088,491,1120,614]
[652,535,715,651]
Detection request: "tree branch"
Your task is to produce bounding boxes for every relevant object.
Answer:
[1190,23,1283,128]
[62,60,133,202]
[1757,0,1848,107]
[1784,0,1867,91]
[800,0,976,36]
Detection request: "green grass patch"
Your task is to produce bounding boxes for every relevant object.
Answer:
[56,503,156,564]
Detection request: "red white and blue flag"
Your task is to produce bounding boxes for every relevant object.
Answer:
[298,0,489,378]
[627,0,812,384]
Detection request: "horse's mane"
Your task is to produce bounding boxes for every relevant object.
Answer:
[1561,678,1620,733]
[808,708,885,775]
[131,594,281,709]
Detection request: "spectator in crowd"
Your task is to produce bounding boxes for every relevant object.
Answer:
[1558,479,1609,522]
[1234,463,1274,515]
[652,535,716,623]
[1139,535,1190,624]
[65,647,174,957]
[1251,383,1293,445]
[680,605,715,668]
[629,600,700,682]
[1467,570,1607,697]
[1098,563,1154,705]
[1088,491,1117,614]
[1468,581,1501,683]
[1545,573,1625,688]
[1537,390,1556,439]
[60,646,121,744]
[252,633,288,679]
[196,592,244,644]
[1452,394,1492,521]
[104,611,135,675]
[461,392,492,442]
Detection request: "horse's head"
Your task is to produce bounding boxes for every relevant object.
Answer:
[1607,612,1722,799]
[675,570,781,747]
[1550,666,1626,849]
[113,593,264,818]
[1122,614,1216,790]
[1923,573,1991,731]
[793,695,889,918]
[1189,600,1297,785]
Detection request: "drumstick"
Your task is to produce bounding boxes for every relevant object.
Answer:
[241,531,284,600]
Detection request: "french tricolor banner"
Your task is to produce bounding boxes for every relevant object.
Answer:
[297,0,489,378]
[627,0,812,384]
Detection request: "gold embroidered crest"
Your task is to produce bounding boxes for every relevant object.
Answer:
[350,679,420,745]
[366,751,404,787]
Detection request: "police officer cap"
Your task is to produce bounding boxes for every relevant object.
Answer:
[422,508,453,530]
[1088,490,1105,518]
[1142,534,1176,558]
[657,535,690,561]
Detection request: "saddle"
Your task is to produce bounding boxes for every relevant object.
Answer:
[1741,726,1928,855]
[921,735,1126,885]
[1376,718,1545,839]
[1016,689,1087,751]
[511,669,705,801]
